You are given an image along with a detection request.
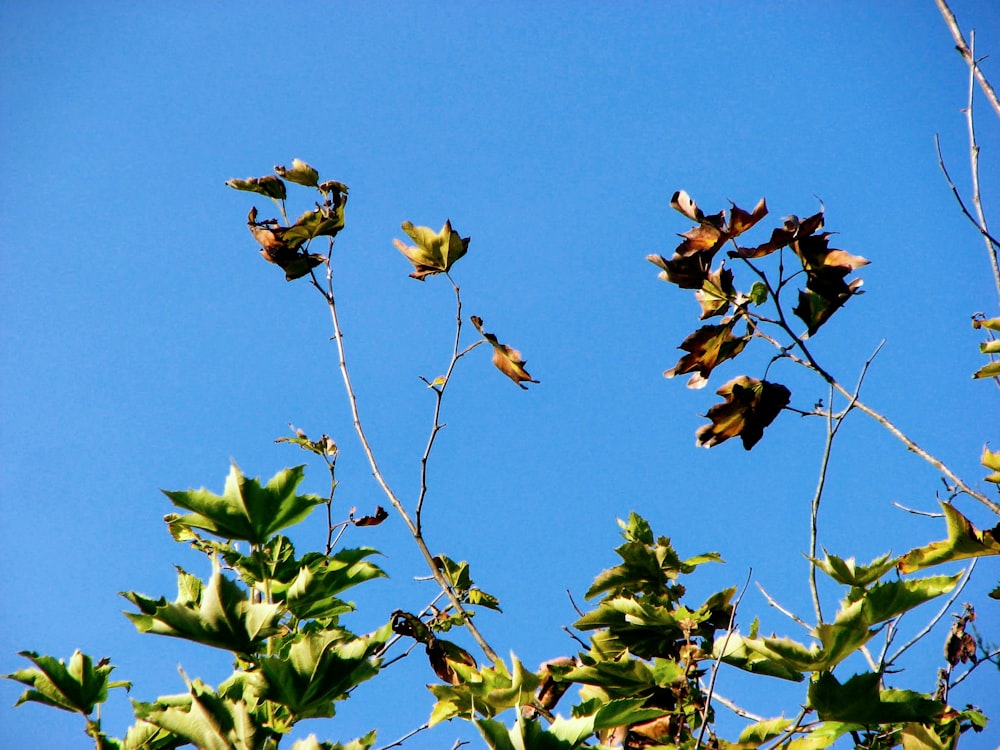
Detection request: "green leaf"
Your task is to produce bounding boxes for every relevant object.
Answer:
[714,632,804,681]
[132,677,273,750]
[282,204,346,248]
[290,733,377,750]
[4,650,129,716]
[164,463,325,546]
[226,175,287,201]
[429,657,541,726]
[808,672,945,724]
[785,722,862,750]
[737,716,794,746]
[812,550,897,588]
[121,560,282,656]
[274,159,319,188]
[120,720,185,750]
[259,625,389,719]
[749,281,769,305]
[898,503,1000,573]
[283,548,386,621]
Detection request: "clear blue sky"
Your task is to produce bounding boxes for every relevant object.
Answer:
[2,2,999,748]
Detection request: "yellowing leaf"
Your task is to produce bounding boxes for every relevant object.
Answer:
[982,445,1000,484]
[470,316,539,389]
[897,503,1000,573]
[393,220,469,280]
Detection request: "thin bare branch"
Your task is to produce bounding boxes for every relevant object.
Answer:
[709,691,764,723]
[697,568,753,749]
[934,135,1000,252]
[950,646,1000,688]
[756,582,813,633]
[374,723,430,750]
[892,501,945,518]
[314,258,500,664]
[936,0,1000,119]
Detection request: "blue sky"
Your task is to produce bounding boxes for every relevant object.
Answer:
[2,2,999,748]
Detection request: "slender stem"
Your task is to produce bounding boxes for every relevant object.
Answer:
[709,691,764,722]
[950,645,1000,688]
[697,569,752,748]
[756,582,813,634]
[809,386,834,624]
[416,274,482,531]
[753,326,1000,515]
[374,723,430,750]
[311,259,499,663]
[935,0,1000,120]
[964,33,1000,306]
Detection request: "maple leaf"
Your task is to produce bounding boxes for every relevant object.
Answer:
[665,317,750,389]
[733,211,825,259]
[470,316,539,389]
[650,191,767,289]
[695,264,738,320]
[393,220,470,280]
[696,376,790,449]
[791,232,869,335]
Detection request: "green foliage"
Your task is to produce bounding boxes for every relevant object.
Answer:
[6,650,130,716]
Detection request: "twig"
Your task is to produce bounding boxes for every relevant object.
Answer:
[312,254,500,664]
[892,501,944,518]
[950,646,1000,688]
[374,723,430,750]
[935,0,1000,120]
[752,333,1000,515]
[756,582,813,633]
[709,691,764,723]
[562,625,588,650]
[934,135,1000,253]
[696,568,753,749]
[566,589,585,617]
[416,274,483,531]
[886,560,975,667]
[809,384,835,625]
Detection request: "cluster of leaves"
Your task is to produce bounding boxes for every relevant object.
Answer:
[648,191,868,449]
[6,463,391,750]
[413,512,991,750]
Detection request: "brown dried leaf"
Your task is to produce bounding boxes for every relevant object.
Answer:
[665,317,750,389]
[696,376,791,449]
[470,316,539,389]
[351,506,388,527]
[247,208,326,281]
[695,265,736,320]
[727,197,768,238]
[426,637,477,685]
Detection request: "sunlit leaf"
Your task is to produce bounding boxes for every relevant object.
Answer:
[132,677,271,750]
[393,220,469,280]
[4,650,130,716]
[812,550,897,588]
[737,716,794,746]
[897,503,1000,573]
[121,560,282,655]
[694,265,737,319]
[259,625,389,718]
[695,376,790,449]
[274,159,319,188]
[163,463,324,546]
